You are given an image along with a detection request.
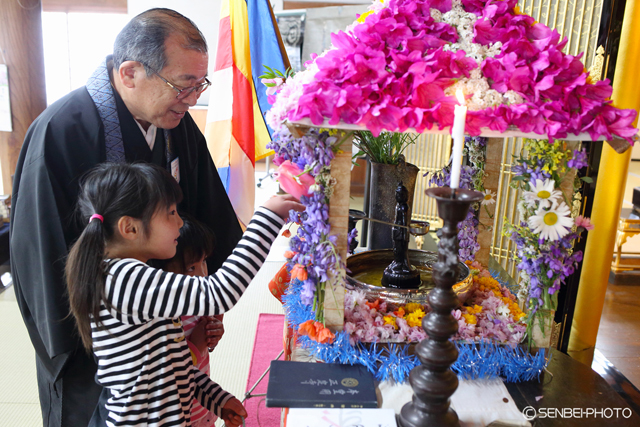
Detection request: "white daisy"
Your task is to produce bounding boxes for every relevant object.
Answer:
[496,305,511,317]
[481,189,496,205]
[523,179,562,208]
[528,201,574,241]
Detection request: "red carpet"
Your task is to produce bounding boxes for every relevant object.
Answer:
[244,313,285,427]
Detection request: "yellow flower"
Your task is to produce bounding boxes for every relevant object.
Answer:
[356,10,374,23]
[383,315,398,330]
[404,302,422,313]
[405,309,426,327]
[475,276,503,295]
[465,304,483,315]
[462,313,478,325]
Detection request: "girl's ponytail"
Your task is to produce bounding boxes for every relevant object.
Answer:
[66,217,108,351]
[65,163,182,352]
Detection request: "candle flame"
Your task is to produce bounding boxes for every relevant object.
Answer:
[456,89,466,106]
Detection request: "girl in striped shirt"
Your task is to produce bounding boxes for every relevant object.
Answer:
[66,163,303,427]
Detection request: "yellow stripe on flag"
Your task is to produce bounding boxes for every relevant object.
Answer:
[219,0,230,19]
[253,98,273,161]
[205,119,232,168]
[229,0,251,80]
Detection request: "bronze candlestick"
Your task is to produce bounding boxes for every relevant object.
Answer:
[399,187,483,427]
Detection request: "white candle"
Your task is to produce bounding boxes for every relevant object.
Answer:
[450,90,467,189]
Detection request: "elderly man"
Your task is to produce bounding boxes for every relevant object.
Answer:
[10,9,242,426]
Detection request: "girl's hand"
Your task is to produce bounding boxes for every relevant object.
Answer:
[263,194,305,220]
[205,316,224,351]
[221,397,247,427]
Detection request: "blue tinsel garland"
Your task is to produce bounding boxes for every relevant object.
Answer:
[283,277,549,383]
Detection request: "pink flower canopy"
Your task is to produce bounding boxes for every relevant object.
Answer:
[283,0,637,142]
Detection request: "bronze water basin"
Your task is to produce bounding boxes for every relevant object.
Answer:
[345,249,473,306]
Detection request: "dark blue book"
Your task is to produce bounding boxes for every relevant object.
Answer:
[266,360,378,408]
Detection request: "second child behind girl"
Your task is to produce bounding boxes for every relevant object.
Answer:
[157,215,225,427]
[66,163,303,427]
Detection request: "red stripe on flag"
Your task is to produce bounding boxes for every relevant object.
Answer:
[232,64,255,166]
[215,15,233,71]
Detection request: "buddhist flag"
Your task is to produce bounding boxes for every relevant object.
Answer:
[205,0,290,226]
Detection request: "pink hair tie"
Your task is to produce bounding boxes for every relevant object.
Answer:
[89,214,104,223]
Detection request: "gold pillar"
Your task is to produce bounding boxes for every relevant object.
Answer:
[0,1,46,195]
[568,0,640,365]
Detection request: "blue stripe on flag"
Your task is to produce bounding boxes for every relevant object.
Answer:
[247,0,288,138]
[218,166,231,193]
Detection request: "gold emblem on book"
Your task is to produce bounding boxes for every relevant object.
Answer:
[341,378,359,387]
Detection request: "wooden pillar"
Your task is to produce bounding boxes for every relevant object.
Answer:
[0,0,47,195]
[475,138,502,265]
[324,134,352,331]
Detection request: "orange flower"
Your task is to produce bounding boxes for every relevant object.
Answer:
[298,320,317,340]
[365,299,381,310]
[284,251,295,259]
[282,229,292,238]
[290,264,308,281]
[316,327,335,344]
[394,307,406,318]
[298,320,335,344]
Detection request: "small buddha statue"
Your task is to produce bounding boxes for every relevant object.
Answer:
[382,182,421,289]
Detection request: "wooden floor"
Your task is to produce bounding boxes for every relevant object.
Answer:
[596,160,640,389]
[596,283,640,388]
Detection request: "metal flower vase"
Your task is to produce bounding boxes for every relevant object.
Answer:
[367,155,420,250]
[399,187,483,427]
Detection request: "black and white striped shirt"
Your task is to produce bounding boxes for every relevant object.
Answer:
[91,207,284,426]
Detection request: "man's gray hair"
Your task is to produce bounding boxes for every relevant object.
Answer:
[113,8,207,76]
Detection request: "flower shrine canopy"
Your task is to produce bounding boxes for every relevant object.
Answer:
[268,0,636,145]
[266,0,640,375]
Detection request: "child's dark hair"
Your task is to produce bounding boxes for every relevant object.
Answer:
[66,162,183,351]
[150,213,216,272]
[173,214,216,272]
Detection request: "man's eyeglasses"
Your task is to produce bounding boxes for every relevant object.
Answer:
[144,64,211,100]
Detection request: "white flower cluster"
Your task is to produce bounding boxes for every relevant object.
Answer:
[434,2,525,111]
[265,61,319,133]
[517,270,530,305]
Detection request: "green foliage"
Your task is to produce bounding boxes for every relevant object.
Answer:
[509,139,576,193]
[259,65,295,83]
[352,131,418,164]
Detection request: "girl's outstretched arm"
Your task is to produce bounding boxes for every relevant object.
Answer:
[191,366,246,421]
[103,206,289,322]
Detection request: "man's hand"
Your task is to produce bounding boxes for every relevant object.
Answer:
[188,319,208,354]
[205,316,225,351]
[221,397,247,427]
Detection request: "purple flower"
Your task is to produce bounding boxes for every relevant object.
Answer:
[567,149,588,169]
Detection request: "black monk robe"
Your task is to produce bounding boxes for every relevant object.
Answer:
[9,85,242,399]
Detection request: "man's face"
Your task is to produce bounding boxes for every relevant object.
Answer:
[134,35,209,130]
